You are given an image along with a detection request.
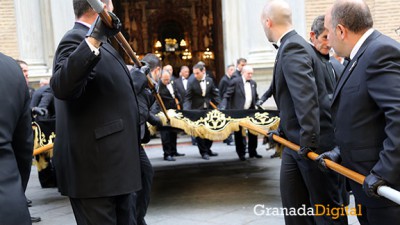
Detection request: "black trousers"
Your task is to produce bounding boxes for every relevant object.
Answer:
[234,128,258,158]
[160,129,177,157]
[196,137,213,156]
[70,193,136,225]
[280,147,348,225]
[135,146,154,225]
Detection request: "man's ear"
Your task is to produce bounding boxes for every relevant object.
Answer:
[310,31,316,41]
[337,24,347,40]
[266,18,272,28]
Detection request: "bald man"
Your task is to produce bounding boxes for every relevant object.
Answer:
[261,1,347,224]
[318,1,400,224]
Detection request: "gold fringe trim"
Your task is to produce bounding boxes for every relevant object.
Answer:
[32,122,55,171]
[154,109,280,141]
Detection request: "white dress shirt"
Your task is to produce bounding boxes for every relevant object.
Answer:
[243,77,252,109]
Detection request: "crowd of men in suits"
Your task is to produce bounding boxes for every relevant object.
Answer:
[152,59,265,162]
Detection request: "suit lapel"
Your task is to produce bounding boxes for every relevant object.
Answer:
[331,31,380,104]
[238,79,245,97]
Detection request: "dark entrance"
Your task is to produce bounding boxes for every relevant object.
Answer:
[114,0,224,81]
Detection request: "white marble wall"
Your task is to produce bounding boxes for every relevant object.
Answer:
[14,0,74,81]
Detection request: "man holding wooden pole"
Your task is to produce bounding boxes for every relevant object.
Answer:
[318,0,400,224]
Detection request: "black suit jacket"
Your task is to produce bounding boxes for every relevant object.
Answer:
[174,76,188,103]
[331,30,400,207]
[312,47,342,101]
[51,22,141,198]
[220,77,258,110]
[0,52,33,224]
[31,85,55,118]
[231,69,241,79]
[183,76,220,110]
[329,56,345,79]
[218,74,231,98]
[154,80,182,111]
[272,30,334,151]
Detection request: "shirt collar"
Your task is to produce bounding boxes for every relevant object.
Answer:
[76,20,91,28]
[349,28,374,60]
[276,29,294,47]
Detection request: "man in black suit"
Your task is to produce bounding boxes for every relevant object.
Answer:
[220,65,262,161]
[218,64,235,110]
[16,59,35,98]
[261,1,348,225]
[153,70,184,161]
[174,65,198,146]
[310,15,344,100]
[131,53,163,225]
[231,58,247,79]
[50,1,141,224]
[183,63,220,160]
[174,65,190,105]
[30,79,55,119]
[0,52,33,225]
[218,64,235,146]
[317,1,400,224]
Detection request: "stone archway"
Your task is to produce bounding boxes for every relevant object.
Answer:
[114,0,224,82]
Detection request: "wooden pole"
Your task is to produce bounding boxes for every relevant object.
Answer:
[238,120,365,184]
[239,120,400,205]
[33,143,53,156]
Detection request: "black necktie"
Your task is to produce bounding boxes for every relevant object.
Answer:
[272,43,279,50]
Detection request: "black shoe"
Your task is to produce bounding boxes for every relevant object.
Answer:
[226,142,235,146]
[202,154,210,160]
[27,199,32,207]
[164,155,176,161]
[31,217,41,223]
[174,152,185,157]
[270,152,280,158]
[239,156,246,161]
[250,154,263,159]
[208,151,218,157]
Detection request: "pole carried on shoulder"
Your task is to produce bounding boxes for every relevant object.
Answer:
[238,121,400,205]
[86,0,170,122]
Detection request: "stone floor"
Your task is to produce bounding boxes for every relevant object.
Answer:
[26,135,360,225]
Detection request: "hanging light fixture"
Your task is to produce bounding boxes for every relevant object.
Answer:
[182,49,192,60]
[203,48,213,59]
[180,39,187,47]
[155,40,162,48]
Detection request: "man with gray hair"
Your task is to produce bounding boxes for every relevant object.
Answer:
[261,0,348,224]
[318,0,400,224]
[310,15,344,99]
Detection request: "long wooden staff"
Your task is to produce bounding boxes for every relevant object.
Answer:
[33,143,53,156]
[239,120,400,205]
[87,0,170,122]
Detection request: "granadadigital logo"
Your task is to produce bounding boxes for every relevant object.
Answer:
[254,204,362,219]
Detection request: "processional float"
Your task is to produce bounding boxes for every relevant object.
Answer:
[32,0,400,205]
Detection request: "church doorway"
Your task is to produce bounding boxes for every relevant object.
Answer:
[114,0,224,82]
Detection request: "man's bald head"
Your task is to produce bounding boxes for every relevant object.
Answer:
[261,0,292,26]
[261,0,293,43]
